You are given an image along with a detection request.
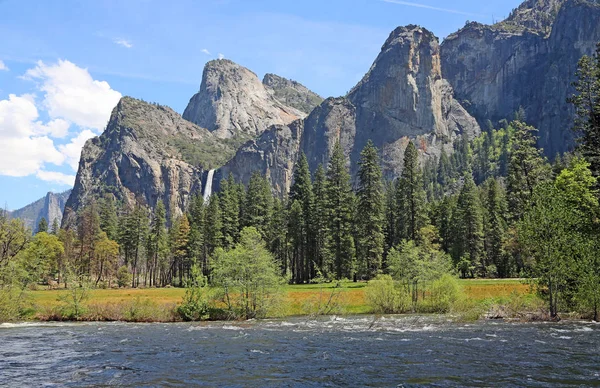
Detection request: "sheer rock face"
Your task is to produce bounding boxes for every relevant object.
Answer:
[216,119,304,197]
[182,60,306,140]
[441,0,600,156]
[298,26,479,180]
[63,97,230,226]
[262,73,324,114]
[9,190,71,231]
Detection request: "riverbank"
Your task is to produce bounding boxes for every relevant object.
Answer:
[15,279,543,323]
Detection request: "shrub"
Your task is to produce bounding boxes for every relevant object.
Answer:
[365,275,407,314]
[177,265,212,321]
[422,274,463,313]
[116,266,131,288]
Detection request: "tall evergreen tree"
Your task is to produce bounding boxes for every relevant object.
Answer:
[98,195,119,241]
[147,201,168,286]
[484,178,508,277]
[312,164,328,276]
[506,121,550,222]
[219,174,241,249]
[50,218,60,235]
[570,43,600,181]
[324,142,355,280]
[36,217,48,234]
[355,140,385,279]
[187,193,205,273]
[396,141,428,242]
[242,171,273,238]
[289,153,314,282]
[203,195,223,273]
[452,171,484,277]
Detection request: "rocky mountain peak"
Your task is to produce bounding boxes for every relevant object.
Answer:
[262,73,323,114]
[182,59,306,141]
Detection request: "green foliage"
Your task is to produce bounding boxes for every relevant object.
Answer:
[36,217,48,234]
[452,172,484,276]
[212,227,284,319]
[177,265,211,321]
[365,275,406,314]
[116,266,131,288]
[58,274,91,320]
[324,142,356,280]
[569,43,600,179]
[356,140,385,279]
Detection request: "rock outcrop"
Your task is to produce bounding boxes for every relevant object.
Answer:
[295,26,480,180]
[9,190,71,232]
[216,26,480,192]
[263,74,324,114]
[216,119,304,197]
[63,97,233,225]
[182,60,306,141]
[441,0,600,156]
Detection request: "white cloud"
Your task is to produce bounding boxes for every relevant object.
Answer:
[0,94,67,176]
[381,0,485,17]
[24,59,122,130]
[0,60,121,185]
[202,49,211,55]
[0,60,8,71]
[36,170,76,186]
[34,119,70,138]
[114,38,133,48]
[218,53,225,60]
[58,129,97,171]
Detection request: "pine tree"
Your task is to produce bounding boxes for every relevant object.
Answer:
[267,198,288,274]
[484,178,508,277]
[203,195,223,274]
[98,195,118,241]
[219,174,241,249]
[383,180,398,257]
[436,195,455,254]
[187,193,205,273]
[312,164,328,276]
[148,201,168,286]
[36,217,48,234]
[77,203,101,275]
[355,140,385,279]
[120,205,149,287]
[289,153,314,282]
[569,43,600,181]
[396,141,428,242]
[324,142,355,280]
[453,171,484,277]
[170,214,190,286]
[507,121,550,222]
[288,200,305,283]
[50,218,60,235]
[242,171,273,239]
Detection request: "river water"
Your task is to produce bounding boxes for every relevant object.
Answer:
[1,316,599,387]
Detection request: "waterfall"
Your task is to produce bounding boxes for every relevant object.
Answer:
[203,169,215,202]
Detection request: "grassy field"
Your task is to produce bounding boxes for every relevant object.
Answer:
[27,278,533,320]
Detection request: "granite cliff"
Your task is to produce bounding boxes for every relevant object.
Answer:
[63,97,233,225]
[9,190,71,232]
[182,60,306,141]
[441,0,600,156]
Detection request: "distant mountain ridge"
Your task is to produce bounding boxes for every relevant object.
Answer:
[8,190,71,231]
[61,0,600,221]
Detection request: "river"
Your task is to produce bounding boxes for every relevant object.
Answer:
[1,316,599,387]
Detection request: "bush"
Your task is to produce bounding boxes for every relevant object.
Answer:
[117,266,132,288]
[365,275,407,314]
[421,274,463,313]
[177,265,212,321]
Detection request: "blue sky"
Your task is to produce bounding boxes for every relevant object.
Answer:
[0,0,522,210]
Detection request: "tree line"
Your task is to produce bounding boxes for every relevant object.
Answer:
[1,44,600,320]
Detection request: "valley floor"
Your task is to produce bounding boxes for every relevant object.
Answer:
[23,279,538,322]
